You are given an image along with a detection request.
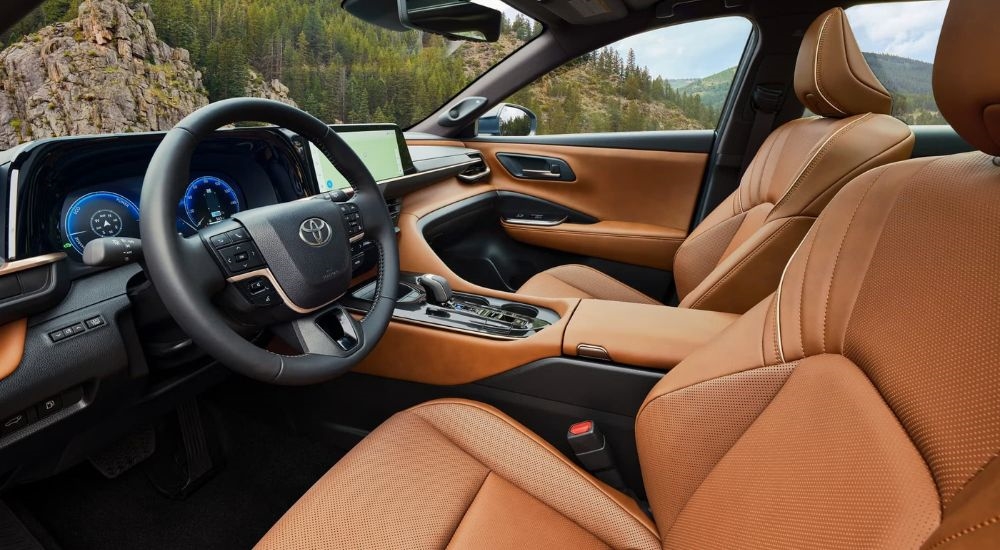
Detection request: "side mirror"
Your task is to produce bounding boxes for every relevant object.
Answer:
[478,104,538,137]
[398,0,502,42]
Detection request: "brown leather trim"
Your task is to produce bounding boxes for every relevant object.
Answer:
[0,319,27,381]
[793,8,891,117]
[405,139,467,148]
[353,299,576,385]
[357,212,580,385]
[564,300,737,370]
[470,141,706,230]
[400,177,494,220]
[933,0,1000,156]
[501,220,685,270]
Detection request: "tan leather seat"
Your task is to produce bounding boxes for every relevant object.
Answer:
[258,1,1000,548]
[518,8,915,314]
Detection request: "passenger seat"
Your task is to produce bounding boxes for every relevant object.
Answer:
[517,8,914,314]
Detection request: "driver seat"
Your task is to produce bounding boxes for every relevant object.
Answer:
[258,1,1000,548]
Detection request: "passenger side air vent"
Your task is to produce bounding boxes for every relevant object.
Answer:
[457,153,491,183]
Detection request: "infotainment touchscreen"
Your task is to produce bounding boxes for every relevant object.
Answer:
[309,124,414,191]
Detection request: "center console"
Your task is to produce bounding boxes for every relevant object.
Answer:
[342,272,560,340]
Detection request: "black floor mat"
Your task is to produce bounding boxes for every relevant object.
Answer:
[9,385,346,550]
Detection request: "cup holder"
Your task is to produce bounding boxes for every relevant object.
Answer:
[500,303,539,318]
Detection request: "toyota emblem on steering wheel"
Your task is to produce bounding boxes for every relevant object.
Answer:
[299,217,332,247]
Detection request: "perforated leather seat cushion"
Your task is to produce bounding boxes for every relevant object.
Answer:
[256,399,659,550]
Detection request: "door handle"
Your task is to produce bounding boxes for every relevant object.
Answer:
[496,153,576,181]
[521,168,563,179]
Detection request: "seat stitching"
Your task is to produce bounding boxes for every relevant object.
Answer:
[657,362,800,536]
[821,169,885,353]
[813,13,848,116]
[409,399,662,541]
[796,219,819,358]
[772,114,871,215]
[798,129,912,216]
[555,265,660,305]
[926,515,1000,550]
[443,469,493,548]
[837,10,892,101]
[838,156,948,353]
[688,218,803,310]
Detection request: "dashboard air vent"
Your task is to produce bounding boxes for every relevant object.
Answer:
[457,153,491,183]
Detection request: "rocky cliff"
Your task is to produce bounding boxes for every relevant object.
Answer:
[0,0,296,150]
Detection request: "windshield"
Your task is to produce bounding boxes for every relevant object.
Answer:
[0,0,539,150]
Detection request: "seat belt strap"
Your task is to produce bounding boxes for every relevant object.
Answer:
[740,84,786,175]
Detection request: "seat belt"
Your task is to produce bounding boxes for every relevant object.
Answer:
[740,84,786,175]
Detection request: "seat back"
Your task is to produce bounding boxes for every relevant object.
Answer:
[673,8,914,314]
[638,1,1000,547]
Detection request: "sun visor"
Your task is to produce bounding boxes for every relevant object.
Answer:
[539,0,628,24]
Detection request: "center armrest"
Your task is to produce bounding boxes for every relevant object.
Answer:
[564,300,738,370]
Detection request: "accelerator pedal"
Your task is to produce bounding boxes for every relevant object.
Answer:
[145,399,223,499]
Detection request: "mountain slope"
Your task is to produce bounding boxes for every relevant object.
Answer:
[0,0,296,149]
[670,67,737,113]
[671,53,942,125]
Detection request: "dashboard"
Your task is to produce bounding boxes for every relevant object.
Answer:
[0,120,483,481]
[5,123,422,266]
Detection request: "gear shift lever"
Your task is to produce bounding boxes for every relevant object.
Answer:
[417,274,454,304]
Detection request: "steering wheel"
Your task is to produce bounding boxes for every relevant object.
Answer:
[140,98,399,385]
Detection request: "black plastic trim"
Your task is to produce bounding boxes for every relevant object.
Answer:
[911,125,975,158]
[476,357,664,417]
[495,191,597,224]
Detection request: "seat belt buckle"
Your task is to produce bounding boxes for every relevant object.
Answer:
[567,420,627,491]
[567,420,614,471]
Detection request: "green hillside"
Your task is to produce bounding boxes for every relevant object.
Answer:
[507,47,718,134]
[670,53,942,125]
[670,67,737,113]
[862,52,943,124]
[2,0,720,136]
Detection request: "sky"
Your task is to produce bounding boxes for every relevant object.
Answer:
[480,0,949,80]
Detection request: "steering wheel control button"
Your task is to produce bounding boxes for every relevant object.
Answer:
[299,218,333,247]
[219,242,264,274]
[209,233,232,248]
[227,228,250,243]
[245,278,269,294]
[237,276,278,307]
[249,291,279,307]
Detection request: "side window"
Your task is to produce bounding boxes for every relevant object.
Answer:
[845,1,949,125]
[493,17,752,136]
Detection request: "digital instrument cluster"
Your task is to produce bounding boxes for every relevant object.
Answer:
[61,176,244,255]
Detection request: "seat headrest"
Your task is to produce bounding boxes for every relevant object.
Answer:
[934,0,1000,156]
[794,8,892,118]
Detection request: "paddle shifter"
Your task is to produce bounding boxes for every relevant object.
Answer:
[417,274,453,304]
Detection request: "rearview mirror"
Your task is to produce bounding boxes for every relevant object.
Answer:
[478,104,538,136]
[398,0,502,42]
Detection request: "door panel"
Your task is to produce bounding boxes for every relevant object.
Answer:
[468,140,709,269]
[499,220,684,271]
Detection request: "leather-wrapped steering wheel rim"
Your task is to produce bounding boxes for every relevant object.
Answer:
[140,98,399,385]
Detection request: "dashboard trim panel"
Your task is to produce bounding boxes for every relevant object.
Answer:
[7,169,19,261]
[0,252,66,276]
